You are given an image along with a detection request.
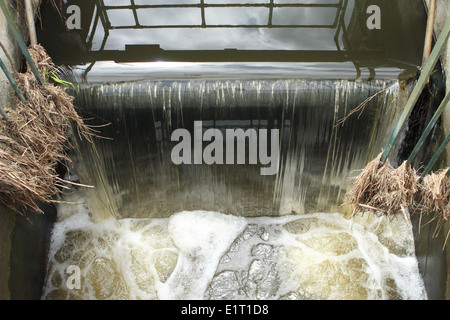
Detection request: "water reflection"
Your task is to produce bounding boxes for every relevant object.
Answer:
[71,61,401,84]
[90,0,350,52]
[38,0,427,80]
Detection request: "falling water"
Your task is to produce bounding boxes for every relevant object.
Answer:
[69,79,405,219]
[41,76,427,300]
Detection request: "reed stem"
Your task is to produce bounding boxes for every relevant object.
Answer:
[382,15,450,163]
[421,132,450,179]
[407,91,450,165]
[0,56,26,102]
[0,0,43,85]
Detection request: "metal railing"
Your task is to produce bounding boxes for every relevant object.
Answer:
[86,0,350,57]
[101,0,346,29]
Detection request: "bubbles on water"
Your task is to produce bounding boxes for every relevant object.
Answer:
[42,194,427,300]
[43,208,179,300]
[277,213,427,300]
[207,223,282,300]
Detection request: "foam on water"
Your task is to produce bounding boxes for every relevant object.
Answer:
[42,190,426,300]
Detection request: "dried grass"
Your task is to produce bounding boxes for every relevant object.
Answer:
[345,151,450,244]
[345,153,418,219]
[0,44,93,215]
[416,169,450,244]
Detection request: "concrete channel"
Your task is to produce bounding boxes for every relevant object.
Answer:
[0,0,449,300]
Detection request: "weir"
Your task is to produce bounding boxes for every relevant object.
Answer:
[71,78,405,219]
[41,76,430,300]
[1,0,448,300]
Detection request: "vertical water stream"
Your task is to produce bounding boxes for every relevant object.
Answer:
[72,79,404,219]
[41,77,428,300]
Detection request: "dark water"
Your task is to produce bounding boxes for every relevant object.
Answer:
[38,0,427,80]
[70,78,408,219]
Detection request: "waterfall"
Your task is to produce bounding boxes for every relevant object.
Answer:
[22,0,443,301]
[70,78,405,220]
[41,76,428,300]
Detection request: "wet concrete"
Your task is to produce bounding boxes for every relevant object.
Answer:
[0,0,56,300]
[419,0,449,300]
[0,207,15,299]
[8,205,56,299]
[0,0,24,300]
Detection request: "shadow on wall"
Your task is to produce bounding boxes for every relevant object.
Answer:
[6,205,56,299]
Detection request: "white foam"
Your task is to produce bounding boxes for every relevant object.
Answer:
[168,210,247,257]
[43,194,427,300]
[159,211,247,299]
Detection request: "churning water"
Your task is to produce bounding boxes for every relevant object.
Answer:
[43,199,426,300]
[41,77,427,300]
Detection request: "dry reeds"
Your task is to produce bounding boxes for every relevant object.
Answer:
[0,44,92,215]
[345,152,450,244]
[345,153,419,221]
[416,169,450,244]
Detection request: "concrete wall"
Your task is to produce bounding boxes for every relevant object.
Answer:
[0,0,23,301]
[0,1,21,117]
[0,208,15,299]
[422,0,449,300]
[0,0,51,300]
[1,0,448,300]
